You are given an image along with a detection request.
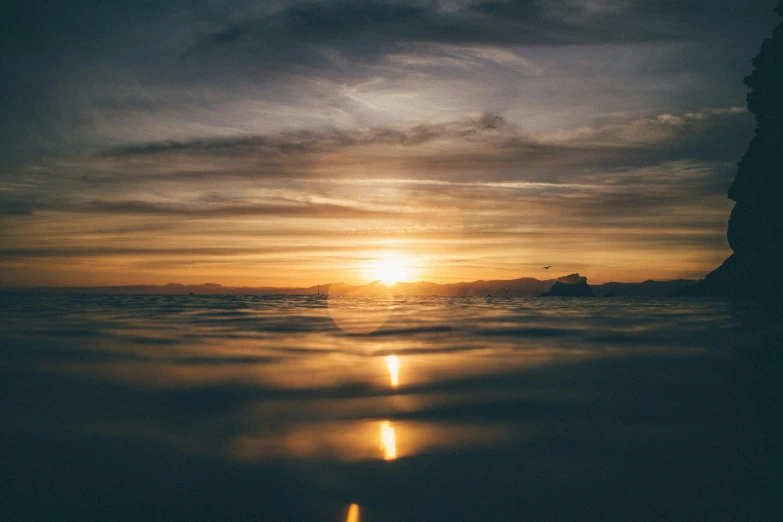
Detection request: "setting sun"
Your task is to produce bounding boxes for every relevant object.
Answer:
[369,255,414,285]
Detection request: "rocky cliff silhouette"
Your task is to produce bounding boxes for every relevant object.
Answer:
[684,1,783,308]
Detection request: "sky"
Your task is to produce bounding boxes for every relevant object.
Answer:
[0,0,779,287]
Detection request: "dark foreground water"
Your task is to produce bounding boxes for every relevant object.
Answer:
[1,294,781,521]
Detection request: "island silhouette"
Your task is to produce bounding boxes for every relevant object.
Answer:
[539,274,594,297]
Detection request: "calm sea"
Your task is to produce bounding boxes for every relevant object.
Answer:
[1,294,781,521]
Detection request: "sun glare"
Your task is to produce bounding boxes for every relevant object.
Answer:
[369,254,414,285]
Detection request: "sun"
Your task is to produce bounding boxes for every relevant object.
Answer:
[369,254,413,285]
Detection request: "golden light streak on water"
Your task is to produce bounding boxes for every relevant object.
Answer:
[345,503,360,522]
[386,355,399,387]
[380,421,397,460]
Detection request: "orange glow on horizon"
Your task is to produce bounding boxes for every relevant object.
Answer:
[0,222,731,288]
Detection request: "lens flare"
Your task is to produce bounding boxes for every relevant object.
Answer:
[380,421,397,460]
[327,284,392,334]
[386,355,399,387]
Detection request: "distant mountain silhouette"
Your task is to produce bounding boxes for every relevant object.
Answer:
[13,276,699,297]
[682,1,783,309]
[540,274,594,297]
[597,279,699,298]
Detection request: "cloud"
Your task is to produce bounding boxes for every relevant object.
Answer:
[98,111,512,158]
[57,198,396,218]
[0,108,749,272]
[5,190,407,221]
[0,0,774,174]
[195,0,770,61]
[0,200,35,216]
[57,108,749,183]
[0,245,350,260]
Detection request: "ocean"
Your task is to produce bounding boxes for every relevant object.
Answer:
[1,294,781,521]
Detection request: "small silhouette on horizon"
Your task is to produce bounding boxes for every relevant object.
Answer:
[543,266,552,270]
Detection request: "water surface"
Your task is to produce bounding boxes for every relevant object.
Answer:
[1,294,781,520]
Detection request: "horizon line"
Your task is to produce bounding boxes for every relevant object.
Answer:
[0,274,703,291]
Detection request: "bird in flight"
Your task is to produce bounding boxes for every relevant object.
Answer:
[543,266,552,270]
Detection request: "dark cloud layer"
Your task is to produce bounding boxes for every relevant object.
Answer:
[200,0,773,55]
[0,109,751,233]
[100,112,512,159]
[0,0,776,168]
[80,109,752,182]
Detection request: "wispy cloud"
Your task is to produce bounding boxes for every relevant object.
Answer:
[0,107,743,285]
[46,108,749,185]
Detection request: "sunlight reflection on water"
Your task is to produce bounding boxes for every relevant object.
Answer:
[386,355,400,388]
[0,294,749,465]
[345,503,360,522]
[3,293,777,520]
[380,421,397,460]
